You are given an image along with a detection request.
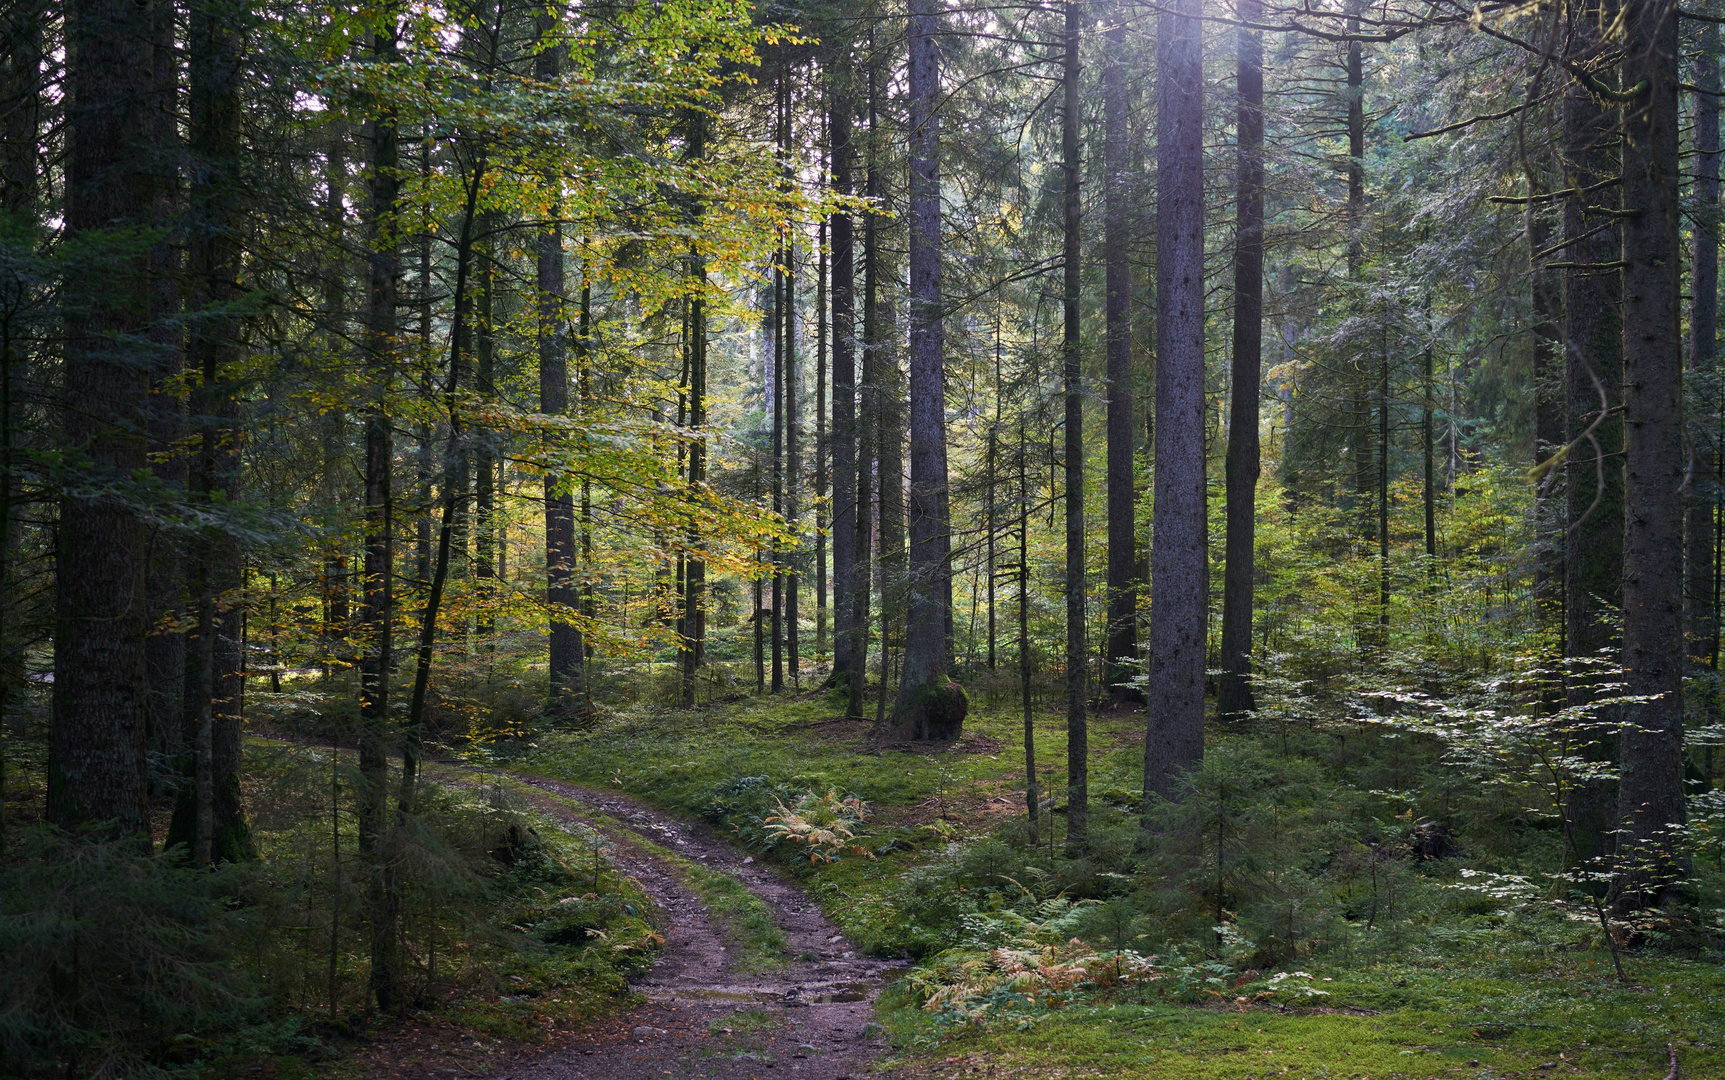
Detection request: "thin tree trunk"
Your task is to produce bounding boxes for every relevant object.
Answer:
[681,110,709,700]
[403,152,488,814]
[894,0,962,738]
[830,63,859,696]
[785,89,801,689]
[816,167,829,662]
[1688,22,1719,664]
[1020,419,1038,845]
[1219,0,1263,720]
[1347,2,1372,530]
[357,8,401,1013]
[851,83,879,723]
[1529,85,1566,618]
[771,244,785,694]
[1616,0,1686,908]
[48,0,157,839]
[1061,0,1087,846]
[1102,4,1138,702]
[1143,0,1206,803]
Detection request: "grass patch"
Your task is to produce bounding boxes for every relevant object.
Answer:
[879,950,1724,1079]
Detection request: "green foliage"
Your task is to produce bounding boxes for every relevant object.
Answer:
[0,827,269,1078]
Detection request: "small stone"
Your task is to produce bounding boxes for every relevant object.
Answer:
[797,1044,817,1053]
[742,855,755,864]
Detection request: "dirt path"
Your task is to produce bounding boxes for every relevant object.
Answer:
[406,771,901,1080]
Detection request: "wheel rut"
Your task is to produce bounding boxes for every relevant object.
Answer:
[411,771,901,1080]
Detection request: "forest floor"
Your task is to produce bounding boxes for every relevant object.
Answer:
[346,766,902,1080]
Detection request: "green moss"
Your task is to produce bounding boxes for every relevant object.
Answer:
[470,771,791,971]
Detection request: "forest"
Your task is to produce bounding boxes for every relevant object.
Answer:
[2,0,1723,1076]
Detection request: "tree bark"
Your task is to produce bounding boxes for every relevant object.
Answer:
[538,12,583,720]
[830,63,859,697]
[1563,0,1624,867]
[849,53,879,724]
[1143,0,1206,803]
[357,7,401,1013]
[169,0,252,863]
[1616,0,1686,907]
[1219,0,1264,721]
[1102,4,1138,703]
[48,0,157,839]
[1061,0,1087,846]
[894,0,963,739]
[145,0,186,777]
[1687,22,1719,665]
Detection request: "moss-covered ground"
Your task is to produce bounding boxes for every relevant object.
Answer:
[499,689,1725,1080]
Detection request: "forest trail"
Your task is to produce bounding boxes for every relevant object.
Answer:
[398,769,901,1080]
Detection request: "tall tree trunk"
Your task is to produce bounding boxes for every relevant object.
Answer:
[145,0,186,779]
[1347,2,1372,530]
[1218,0,1264,721]
[1563,0,1624,867]
[877,293,905,712]
[403,159,487,816]
[894,0,963,739]
[830,63,859,697]
[538,10,583,720]
[1143,0,1206,803]
[48,0,157,839]
[1020,419,1038,844]
[474,219,496,643]
[681,112,709,702]
[816,163,829,662]
[171,0,252,863]
[849,54,879,724]
[1102,4,1138,702]
[357,8,401,1013]
[1061,0,1087,847]
[770,245,785,694]
[1688,23,1719,664]
[1616,0,1686,907]
[784,82,802,690]
[1530,108,1566,618]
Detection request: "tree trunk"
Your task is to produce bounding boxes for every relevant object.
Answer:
[770,245,785,694]
[1143,0,1206,803]
[679,115,710,705]
[1688,22,1719,665]
[849,56,879,724]
[784,83,801,690]
[1061,0,1087,846]
[1616,0,1686,907]
[1218,0,1263,721]
[1020,420,1038,844]
[816,175,829,662]
[1347,2,1371,532]
[357,8,401,1013]
[830,64,859,697]
[1562,0,1624,867]
[894,0,963,739]
[145,0,186,779]
[1102,4,1138,703]
[48,0,157,839]
[538,11,582,720]
[169,0,252,863]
